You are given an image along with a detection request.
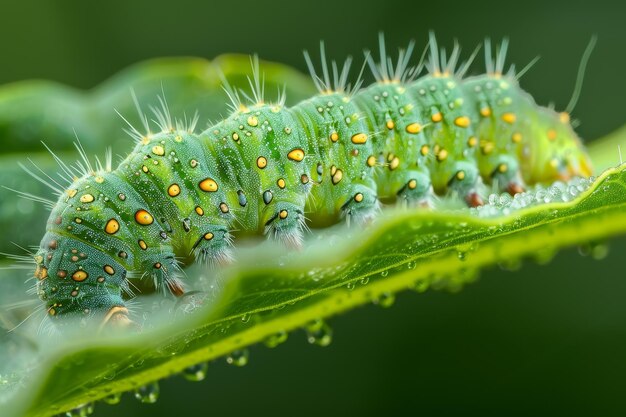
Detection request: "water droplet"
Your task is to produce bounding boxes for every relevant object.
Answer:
[373,292,395,308]
[64,403,94,417]
[457,251,466,261]
[407,261,416,270]
[380,270,389,277]
[101,393,122,405]
[182,362,209,382]
[591,242,609,260]
[264,330,288,348]
[346,281,355,290]
[305,319,333,347]
[241,313,251,323]
[226,349,249,366]
[134,382,160,404]
[360,276,369,285]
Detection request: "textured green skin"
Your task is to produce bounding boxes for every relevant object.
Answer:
[34,72,591,323]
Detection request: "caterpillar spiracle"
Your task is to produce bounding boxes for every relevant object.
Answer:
[30,35,593,327]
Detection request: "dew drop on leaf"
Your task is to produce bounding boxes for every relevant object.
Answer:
[264,330,288,348]
[373,292,395,308]
[101,393,122,405]
[226,349,249,366]
[182,362,209,382]
[134,382,160,404]
[305,319,333,347]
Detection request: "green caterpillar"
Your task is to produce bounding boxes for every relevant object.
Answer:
[31,35,593,327]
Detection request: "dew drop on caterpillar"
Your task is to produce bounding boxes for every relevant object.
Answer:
[26,33,594,328]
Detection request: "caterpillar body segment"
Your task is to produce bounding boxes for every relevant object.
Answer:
[31,37,593,326]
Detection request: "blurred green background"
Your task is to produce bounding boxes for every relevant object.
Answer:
[1,0,626,415]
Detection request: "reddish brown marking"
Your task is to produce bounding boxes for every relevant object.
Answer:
[465,192,484,207]
[167,280,185,297]
[507,183,525,196]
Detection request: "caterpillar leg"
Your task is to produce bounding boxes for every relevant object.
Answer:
[394,169,433,207]
[189,225,233,266]
[445,160,484,207]
[487,154,526,196]
[263,201,307,249]
[340,183,380,225]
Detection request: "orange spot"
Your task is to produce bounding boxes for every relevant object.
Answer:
[480,107,491,117]
[72,270,88,282]
[351,133,368,144]
[408,179,417,190]
[279,210,288,219]
[104,265,115,275]
[354,193,364,202]
[406,123,422,134]
[134,209,154,225]
[330,132,339,142]
[547,129,557,141]
[431,112,443,123]
[501,112,516,124]
[204,232,214,240]
[367,155,377,167]
[288,149,305,161]
[277,178,286,189]
[34,266,48,280]
[512,132,523,143]
[138,240,148,250]
[386,120,395,130]
[105,219,120,235]
[168,184,181,197]
[257,156,267,169]
[80,194,94,203]
[454,116,470,128]
[199,178,218,192]
[195,206,204,216]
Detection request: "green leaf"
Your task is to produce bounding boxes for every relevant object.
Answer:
[1,57,626,417]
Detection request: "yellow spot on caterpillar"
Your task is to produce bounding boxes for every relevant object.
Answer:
[547,129,557,141]
[549,158,559,169]
[72,270,88,282]
[195,206,204,216]
[436,149,448,162]
[256,156,267,169]
[74,218,82,224]
[104,265,115,275]
[105,219,120,235]
[80,194,94,203]
[498,163,508,173]
[502,112,516,124]
[512,132,523,143]
[420,145,430,156]
[386,120,395,130]
[232,133,240,141]
[199,178,218,192]
[456,171,466,180]
[559,112,570,124]
[406,123,422,134]
[480,107,492,117]
[142,165,149,173]
[330,165,337,176]
[367,155,377,167]
[279,210,288,219]
[331,169,343,185]
[277,178,286,189]
[454,116,470,128]
[389,156,400,170]
[138,240,148,250]
[431,112,443,123]
[351,133,368,144]
[219,202,229,213]
[354,193,364,202]
[95,176,104,183]
[288,148,305,161]
[67,189,77,198]
[467,137,478,147]
[204,232,214,241]
[135,209,154,225]
[408,179,417,190]
[247,116,259,127]
[330,132,339,142]
[168,184,181,197]
[34,266,48,280]
[300,174,309,184]
[481,141,495,155]
[152,145,165,156]
[175,135,183,142]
